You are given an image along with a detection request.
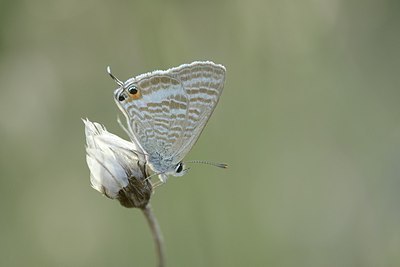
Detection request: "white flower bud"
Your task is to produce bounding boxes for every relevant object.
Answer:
[83,119,152,208]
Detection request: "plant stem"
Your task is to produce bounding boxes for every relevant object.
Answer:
[142,204,165,267]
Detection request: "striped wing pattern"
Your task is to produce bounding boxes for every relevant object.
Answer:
[114,61,225,173]
[169,62,225,162]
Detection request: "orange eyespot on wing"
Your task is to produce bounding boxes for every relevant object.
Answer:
[128,90,142,100]
[126,84,142,101]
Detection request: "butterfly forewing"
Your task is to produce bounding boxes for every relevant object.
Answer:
[168,62,226,162]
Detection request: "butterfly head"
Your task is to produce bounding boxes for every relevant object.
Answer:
[150,162,189,184]
[171,162,189,177]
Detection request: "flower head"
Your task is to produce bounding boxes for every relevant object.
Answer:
[83,119,152,208]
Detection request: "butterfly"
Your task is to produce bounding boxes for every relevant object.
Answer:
[107,61,226,183]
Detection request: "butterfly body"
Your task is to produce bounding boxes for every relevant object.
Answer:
[112,61,226,183]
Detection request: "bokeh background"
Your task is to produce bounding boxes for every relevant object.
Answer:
[1,0,400,266]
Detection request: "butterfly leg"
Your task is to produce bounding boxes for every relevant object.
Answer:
[117,116,132,137]
[151,180,164,188]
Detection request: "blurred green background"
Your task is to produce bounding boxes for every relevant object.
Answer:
[1,0,400,266]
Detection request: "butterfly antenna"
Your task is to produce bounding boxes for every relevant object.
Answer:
[106,66,124,87]
[185,160,228,169]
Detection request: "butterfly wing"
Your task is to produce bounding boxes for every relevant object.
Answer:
[168,61,226,162]
[115,74,189,172]
[114,61,225,172]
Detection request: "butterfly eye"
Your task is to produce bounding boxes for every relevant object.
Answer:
[175,163,183,173]
[128,85,138,95]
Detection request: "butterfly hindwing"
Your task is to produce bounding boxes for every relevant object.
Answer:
[118,75,188,161]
